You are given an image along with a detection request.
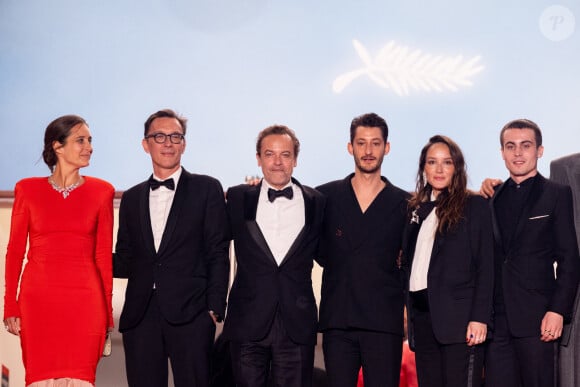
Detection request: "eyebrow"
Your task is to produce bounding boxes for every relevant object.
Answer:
[505,140,534,145]
[265,150,292,153]
[356,138,382,142]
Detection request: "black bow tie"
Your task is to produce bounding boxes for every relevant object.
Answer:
[149,177,175,191]
[268,187,293,202]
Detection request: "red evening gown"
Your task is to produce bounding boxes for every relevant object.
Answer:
[3,176,114,386]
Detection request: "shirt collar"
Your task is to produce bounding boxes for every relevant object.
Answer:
[507,174,536,188]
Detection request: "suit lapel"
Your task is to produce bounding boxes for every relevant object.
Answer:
[139,181,157,256]
[509,174,546,253]
[157,170,187,257]
[278,178,313,267]
[490,183,505,250]
[331,176,362,249]
[244,183,278,265]
[402,219,420,270]
[243,178,314,267]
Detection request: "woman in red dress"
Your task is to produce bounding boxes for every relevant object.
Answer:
[3,115,114,386]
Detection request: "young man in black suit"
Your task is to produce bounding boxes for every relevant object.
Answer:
[484,119,580,387]
[316,113,410,386]
[113,109,230,387]
[223,125,325,387]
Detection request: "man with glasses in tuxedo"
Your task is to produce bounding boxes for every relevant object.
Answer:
[114,109,230,387]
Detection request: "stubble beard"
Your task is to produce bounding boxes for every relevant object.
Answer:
[354,156,384,175]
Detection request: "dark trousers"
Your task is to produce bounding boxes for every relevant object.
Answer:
[322,329,402,387]
[412,306,484,387]
[229,310,315,387]
[122,292,216,387]
[485,313,558,387]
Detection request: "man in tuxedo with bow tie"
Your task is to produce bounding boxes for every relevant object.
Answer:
[484,119,580,387]
[222,125,325,387]
[113,109,230,387]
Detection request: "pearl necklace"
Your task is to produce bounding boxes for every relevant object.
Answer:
[48,175,82,199]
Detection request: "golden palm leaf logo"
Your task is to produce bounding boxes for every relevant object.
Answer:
[333,40,485,96]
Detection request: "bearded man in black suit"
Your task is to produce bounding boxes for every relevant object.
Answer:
[316,113,410,387]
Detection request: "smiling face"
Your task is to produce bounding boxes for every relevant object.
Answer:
[501,128,543,183]
[142,116,186,178]
[348,126,390,175]
[256,133,297,189]
[424,142,455,198]
[54,123,93,170]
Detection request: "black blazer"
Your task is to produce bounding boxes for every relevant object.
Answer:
[114,168,230,332]
[316,174,409,335]
[222,178,325,345]
[403,195,494,347]
[491,173,580,337]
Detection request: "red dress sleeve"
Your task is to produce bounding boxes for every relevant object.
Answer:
[94,183,115,328]
[3,181,30,319]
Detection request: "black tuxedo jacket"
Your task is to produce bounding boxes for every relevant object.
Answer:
[222,178,325,346]
[114,168,230,332]
[316,174,409,335]
[403,195,494,347]
[491,173,580,337]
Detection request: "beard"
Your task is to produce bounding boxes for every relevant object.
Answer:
[354,154,384,174]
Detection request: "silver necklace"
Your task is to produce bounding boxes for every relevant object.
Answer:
[48,175,82,199]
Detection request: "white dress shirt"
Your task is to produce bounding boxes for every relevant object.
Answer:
[409,203,438,292]
[256,180,305,266]
[149,168,182,252]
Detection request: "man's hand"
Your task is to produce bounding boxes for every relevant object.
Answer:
[209,310,222,324]
[479,178,503,198]
[245,177,261,186]
[540,311,564,342]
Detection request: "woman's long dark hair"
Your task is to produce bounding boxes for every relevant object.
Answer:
[409,135,469,233]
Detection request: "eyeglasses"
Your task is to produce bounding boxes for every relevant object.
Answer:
[145,133,185,144]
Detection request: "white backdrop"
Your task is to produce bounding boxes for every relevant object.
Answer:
[1,0,579,192]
